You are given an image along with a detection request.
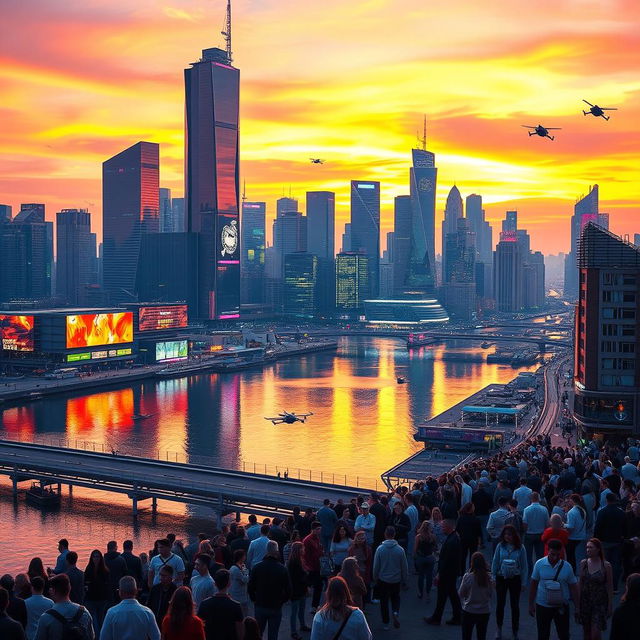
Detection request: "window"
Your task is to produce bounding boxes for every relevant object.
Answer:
[621,359,635,370]
[622,325,635,337]
[601,340,615,352]
[602,324,617,336]
[602,358,615,369]
[600,374,635,387]
[622,309,636,319]
[623,293,636,303]
[602,308,614,319]
[623,275,635,285]
[621,342,636,353]
[603,273,620,285]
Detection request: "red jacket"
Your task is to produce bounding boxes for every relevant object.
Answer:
[302,533,323,572]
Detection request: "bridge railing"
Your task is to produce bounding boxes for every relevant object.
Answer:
[0,432,383,491]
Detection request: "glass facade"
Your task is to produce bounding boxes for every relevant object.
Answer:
[241,202,266,304]
[284,253,318,318]
[350,181,380,297]
[335,252,369,311]
[185,49,240,319]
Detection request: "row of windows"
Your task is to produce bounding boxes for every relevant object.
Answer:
[600,374,635,387]
[602,324,636,337]
[602,273,637,286]
[602,358,636,370]
[601,341,636,353]
[602,308,636,320]
[602,290,636,303]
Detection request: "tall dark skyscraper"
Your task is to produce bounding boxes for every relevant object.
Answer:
[306,191,335,259]
[0,203,52,303]
[102,141,159,305]
[494,231,523,312]
[335,252,370,314]
[171,197,185,232]
[350,180,380,297]
[284,253,319,318]
[185,45,240,319]
[465,194,493,264]
[241,201,266,304]
[159,188,173,233]
[56,208,92,306]
[443,218,476,319]
[0,204,11,221]
[441,185,463,282]
[502,210,518,232]
[277,197,298,217]
[573,223,640,435]
[392,195,412,295]
[564,185,599,300]
[273,211,307,278]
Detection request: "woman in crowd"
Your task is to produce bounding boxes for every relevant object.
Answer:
[287,541,310,639]
[429,506,446,551]
[347,531,372,598]
[577,538,613,640]
[229,549,250,617]
[27,557,48,591]
[283,530,301,566]
[388,501,411,551]
[310,576,371,640]
[161,586,205,640]
[610,573,640,640]
[459,552,494,640]
[413,520,437,600]
[243,616,262,640]
[330,525,352,572]
[491,524,527,640]
[338,557,367,611]
[83,549,110,635]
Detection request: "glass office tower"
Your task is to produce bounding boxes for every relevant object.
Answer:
[350,181,380,297]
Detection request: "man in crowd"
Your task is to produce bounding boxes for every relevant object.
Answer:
[121,541,143,590]
[594,491,626,592]
[247,525,271,570]
[522,492,549,575]
[190,554,216,609]
[147,565,176,628]
[0,574,27,630]
[104,541,128,605]
[373,525,408,630]
[148,539,185,588]
[0,586,26,640]
[316,499,338,554]
[49,540,70,576]
[198,569,244,640]
[24,577,52,640]
[355,502,376,546]
[64,552,84,605]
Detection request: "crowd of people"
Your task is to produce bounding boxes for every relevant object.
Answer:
[1,435,640,640]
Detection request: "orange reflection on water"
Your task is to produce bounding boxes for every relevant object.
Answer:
[66,388,134,436]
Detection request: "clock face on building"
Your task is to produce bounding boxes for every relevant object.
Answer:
[418,178,433,192]
[220,219,238,257]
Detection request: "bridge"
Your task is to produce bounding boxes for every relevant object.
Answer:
[0,440,370,519]
[408,333,572,349]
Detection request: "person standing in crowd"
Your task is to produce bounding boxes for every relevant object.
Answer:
[247,525,271,571]
[610,573,640,640]
[354,503,376,547]
[372,526,408,630]
[27,559,48,594]
[64,552,84,605]
[147,566,177,630]
[303,522,324,614]
[338,558,367,612]
[229,549,250,617]
[148,540,185,589]
[248,541,291,640]
[190,554,216,610]
[491,524,527,640]
[458,552,493,640]
[565,494,588,571]
[24,578,52,640]
[330,526,351,572]
[456,502,482,573]
[486,497,511,550]
[368,493,388,549]
[513,478,533,514]
[576,538,613,640]
[0,586,26,640]
[425,518,462,626]
[48,540,70,576]
[287,541,310,639]
[99,575,159,640]
[317,499,338,555]
[161,586,204,640]
[473,479,494,548]
[414,521,437,601]
[245,515,261,541]
[404,494,419,560]
[103,541,128,606]
[309,576,371,640]
[541,514,569,558]
[198,570,244,640]
[528,539,579,640]
[83,549,110,635]
[522,492,549,575]
[387,502,411,551]
[594,492,626,593]
[0,574,27,630]
[121,541,143,591]
[34,574,94,640]
[347,532,372,601]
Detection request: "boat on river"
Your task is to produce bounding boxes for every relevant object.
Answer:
[26,484,61,508]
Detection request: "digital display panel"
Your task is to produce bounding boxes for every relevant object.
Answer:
[418,427,503,445]
[155,340,188,362]
[0,315,35,351]
[138,305,188,332]
[66,312,133,349]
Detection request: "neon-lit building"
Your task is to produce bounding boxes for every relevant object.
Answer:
[185,47,240,320]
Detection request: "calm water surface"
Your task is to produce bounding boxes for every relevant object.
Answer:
[0,337,535,572]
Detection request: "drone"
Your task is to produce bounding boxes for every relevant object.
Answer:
[582,100,617,121]
[264,411,314,425]
[309,158,325,164]
[521,124,561,141]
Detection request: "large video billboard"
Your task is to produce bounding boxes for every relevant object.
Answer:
[156,339,188,362]
[0,315,35,351]
[66,312,133,349]
[138,305,188,332]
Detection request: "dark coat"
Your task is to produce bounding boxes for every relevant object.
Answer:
[248,556,291,609]
[437,531,462,580]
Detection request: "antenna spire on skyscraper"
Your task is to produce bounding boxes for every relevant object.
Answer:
[221,0,232,63]
[421,115,427,151]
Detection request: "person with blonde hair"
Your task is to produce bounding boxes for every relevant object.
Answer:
[310,576,371,640]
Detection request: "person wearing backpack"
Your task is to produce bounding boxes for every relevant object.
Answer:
[34,574,94,640]
[491,525,527,640]
[528,539,579,640]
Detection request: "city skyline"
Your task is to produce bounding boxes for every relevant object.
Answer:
[1,1,639,255]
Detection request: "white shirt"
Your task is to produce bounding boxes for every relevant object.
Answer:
[354,513,376,544]
[531,557,576,607]
[25,594,54,640]
[99,598,159,640]
[190,573,216,608]
[513,486,533,512]
[148,552,185,586]
[310,607,372,640]
[523,503,549,535]
[246,535,270,569]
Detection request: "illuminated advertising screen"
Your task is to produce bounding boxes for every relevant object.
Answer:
[66,312,133,349]
[156,340,188,362]
[0,315,35,351]
[138,305,188,332]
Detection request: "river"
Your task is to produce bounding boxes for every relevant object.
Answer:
[0,337,537,573]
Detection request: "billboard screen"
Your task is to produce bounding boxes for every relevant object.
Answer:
[138,305,188,332]
[0,315,35,351]
[156,339,188,362]
[66,312,133,349]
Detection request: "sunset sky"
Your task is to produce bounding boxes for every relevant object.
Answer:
[1,0,639,254]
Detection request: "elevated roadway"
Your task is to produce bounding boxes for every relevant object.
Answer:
[0,440,369,517]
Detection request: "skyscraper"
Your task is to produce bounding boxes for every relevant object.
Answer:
[159,188,173,233]
[502,210,518,232]
[350,181,380,297]
[494,231,523,312]
[441,186,463,282]
[335,252,369,314]
[277,197,298,217]
[523,251,545,309]
[306,191,335,259]
[564,185,599,300]
[573,223,640,435]
[56,208,92,306]
[341,223,351,253]
[284,253,318,318]
[171,197,185,232]
[273,211,307,278]
[0,204,11,222]
[443,218,476,319]
[103,141,159,304]
[465,194,493,264]
[185,45,240,319]
[392,195,412,295]
[241,201,266,304]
